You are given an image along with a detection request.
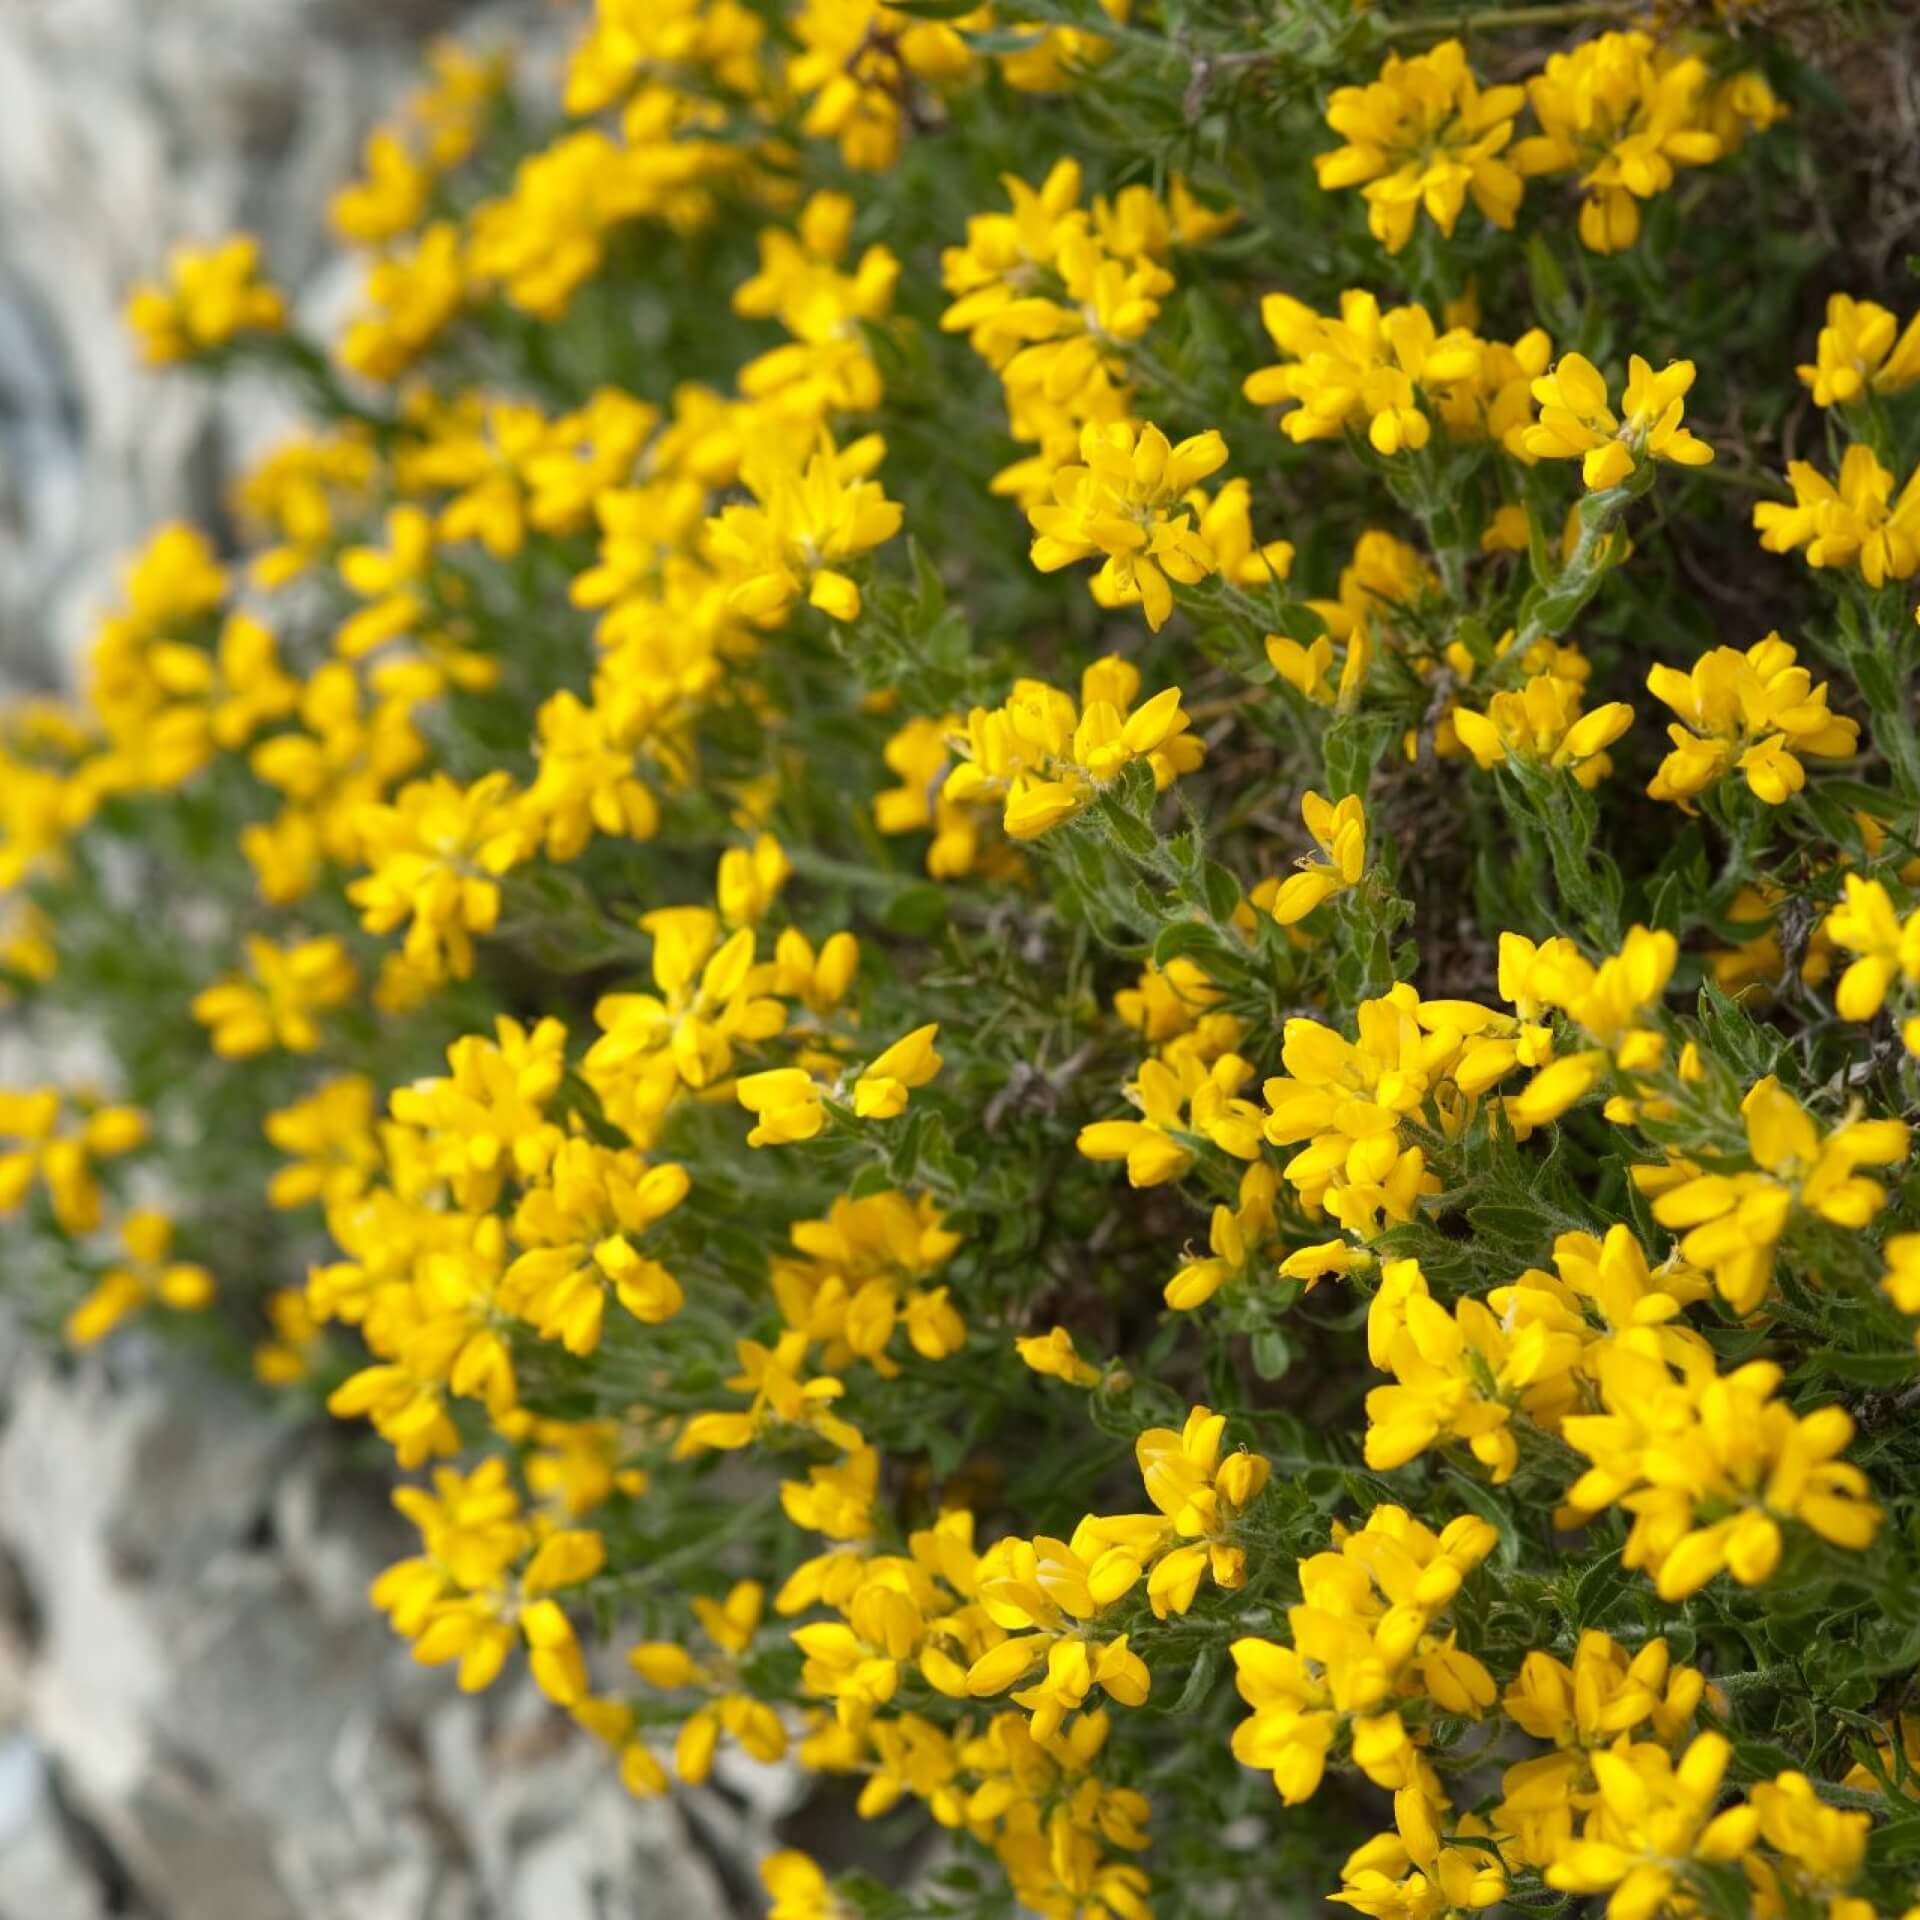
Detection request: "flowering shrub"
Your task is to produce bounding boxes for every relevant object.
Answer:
[9,1,1920,1915]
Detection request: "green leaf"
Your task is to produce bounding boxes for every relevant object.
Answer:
[1251,1327,1293,1380]
[1323,713,1394,800]
[848,1162,894,1199]
[1525,231,1577,337]
[1803,1347,1920,1386]
[1202,860,1242,924]
[1847,642,1898,715]
[1871,1814,1920,1863]
[1569,1552,1630,1629]
[1169,1644,1220,1715]
[1466,1202,1551,1262]
[1152,920,1218,968]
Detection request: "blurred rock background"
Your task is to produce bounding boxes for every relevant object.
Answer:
[0,3,793,1913]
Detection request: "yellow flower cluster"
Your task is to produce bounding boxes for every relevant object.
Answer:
[124,237,287,366]
[1757,443,1920,587]
[1645,634,1858,807]
[934,654,1202,843]
[1231,1505,1498,1804]
[1245,289,1549,459]
[1319,32,1784,258]
[13,6,1920,1918]
[1361,1231,1885,1600]
[942,159,1238,522]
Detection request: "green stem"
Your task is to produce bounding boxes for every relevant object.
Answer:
[1380,0,1637,37]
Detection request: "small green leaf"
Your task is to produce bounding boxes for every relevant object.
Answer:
[1250,1327,1292,1380]
[1804,1348,1919,1386]
[1202,860,1242,923]
[1169,1644,1220,1714]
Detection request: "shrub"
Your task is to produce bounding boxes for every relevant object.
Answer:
[8,2,1920,1914]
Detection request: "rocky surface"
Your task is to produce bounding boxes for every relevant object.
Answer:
[0,4,796,1915]
[0,0,545,686]
[0,1321,795,1920]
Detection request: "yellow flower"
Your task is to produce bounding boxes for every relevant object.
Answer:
[1260,986,1490,1237]
[997,1,1128,94]
[465,125,743,322]
[1136,1405,1269,1616]
[1363,1258,1582,1483]
[329,130,432,246]
[501,1138,690,1352]
[1014,1326,1102,1388]
[971,225,1172,421]
[1642,1074,1908,1313]
[1543,1732,1757,1914]
[369,1458,604,1705]
[1027,420,1227,631]
[674,1331,863,1457]
[66,1209,215,1345]
[522,689,663,860]
[1812,879,1920,1052]
[1452,670,1633,789]
[1513,32,1725,253]
[1246,292,1466,456]
[191,934,358,1057]
[1080,1048,1263,1189]
[1165,1163,1279,1310]
[737,1071,823,1148]
[771,1190,964,1375]
[124,235,286,365]
[589,909,788,1145]
[1884,1234,1920,1343]
[1230,1506,1497,1806]
[564,0,762,116]
[235,428,375,586]
[787,0,980,173]
[0,1088,148,1235]
[1746,1772,1874,1919]
[1316,39,1525,254]
[761,1850,845,1920]
[627,1582,787,1785]
[1796,293,1920,408]
[254,1287,324,1386]
[388,1016,569,1209]
[1754,443,1920,586]
[337,505,437,661]
[1334,1789,1509,1917]
[338,221,468,383]
[942,658,1202,841]
[348,771,529,982]
[264,1076,382,1211]
[246,661,430,902]
[773,926,861,1018]
[1504,1630,1711,1756]
[1646,634,1858,808]
[968,1519,1155,1736]
[873,714,985,879]
[707,430,904,624]
[1269,791,1368,926]
[714,833,792,929]
[1524,353,1714,490]
[1562,1346,1883,1597]
[939,158,1092,369]
[852,1023,942,1119]
[734,190,899,348]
